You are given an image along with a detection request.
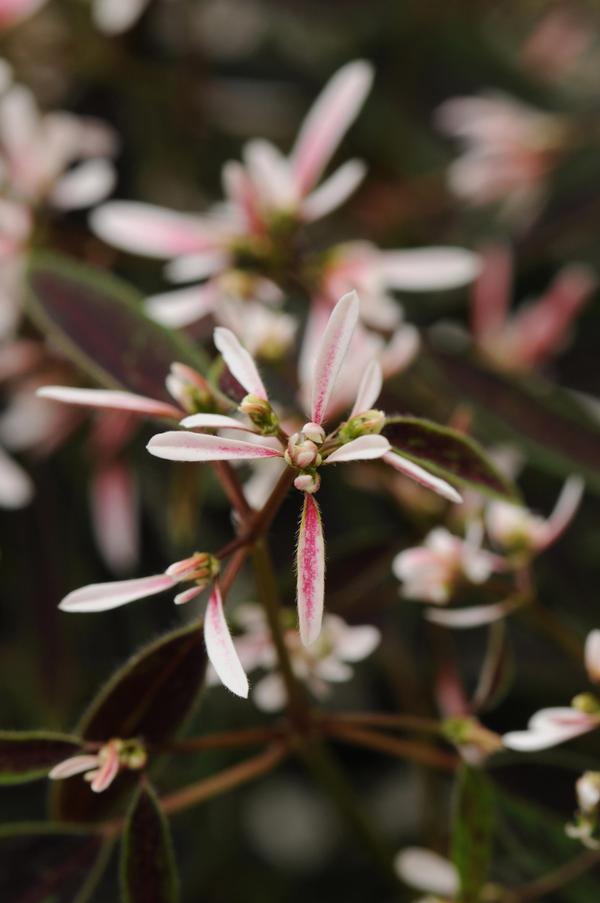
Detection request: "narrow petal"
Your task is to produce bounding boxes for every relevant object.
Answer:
[93,0,149,33]
[379,247,481,291]
[297,494,325,646]
[147,431,282,462]
[425,597,523,629]
[164,250,230,284]
[585,630,600,684]
[90,461,139,574]
[243,139,296,209]
[350,359,383,416]
[394,847,459,896]
[471,244,512,341]
[50,159,116,210]
[204,583,249,698]
[540,475,584,549]
[0,444,33,509]
[145,284,217,329]
[382,451,462,503]
[90,202,221,258]
[37,386,180,419]
[49,755,100,780]
[290,60,374,194]
[213,327,268,400]
[180,413,255,432]
[324,435,390,464]
[503,708,597,752]
[311,289,360,424]
[301,159,366,222]
[59,573,176,613]
[174,586,203,606]
[90,743,120,793]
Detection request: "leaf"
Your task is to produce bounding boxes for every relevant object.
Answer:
[26,252,208,403]
[52,621,207,823]
[383,416,518,500]
[0,731,81,784]
[120,784,178,903]
[451,764,494,903]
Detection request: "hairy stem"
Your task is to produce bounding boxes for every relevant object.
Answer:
[325,722,457,771]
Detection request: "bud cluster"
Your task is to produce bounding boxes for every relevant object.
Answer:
[239,394,280,435]
[166,552,220,588]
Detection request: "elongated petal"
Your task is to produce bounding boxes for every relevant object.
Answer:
[90,742,120,792]
[93,0,149,33]
[0,444,33,508]
[204,583,249,698]
[90,202,221,258]
[297,494,325,646]
[379,247,481,291]
[174,586,203,606]
[90,461,139,574]
[59,573,176,613]
[324,435,390,464]
[145,283,217,328]
[243,139,296,209]
[425,597,523,629]
[394,847,459,896]
[49,755,101,780]
[301,159,366,221]
[165,250,230,284]
[382,451,462,503]
[350,359,383,416]
[585,630,600,684]
[290,60,373,194]
[213,326,268,400]
[471,244,512,341]
[503,708,598,752]
[540,475,584,549]
[37,386,180,419]
[147,430,282,462]
[180,413,253,431]
[311,290,360,424]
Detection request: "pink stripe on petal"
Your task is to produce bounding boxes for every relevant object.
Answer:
[311,290,360,425]
[59,573,176,613]
[180,413,255,432]
[90,202,222,258]
[382,452,462,503]
[204,584,249,698]
[37,386,180,419]
[213,327,268,400]
[147,431,282,462]
[90,743,120,793]
[324,435,390,464]
[350,359,383,416]
[297,494,325,646]
[290,60,374,194]
[49,755,100,780]
[174,586,203,606]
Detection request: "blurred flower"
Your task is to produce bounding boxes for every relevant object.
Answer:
[522,8,593,81]
[566,771,600,849]
[0,0,47,31]
[394,846,458,902]
[92,0,151,34]
[435,92,568,221]
[471,245,595,373]
[49,737,146,793]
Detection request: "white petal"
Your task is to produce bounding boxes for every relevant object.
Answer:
[213,326,268,400]
[311,290,360,424]
[540,475,584,549]
[37,386,180,419]
[324,435,390,464]
[382,452,462,503]
[297,493,325,647]
[174,586,203,606]
[379,247,481,291]
[301,159,366,221]
[180,413,254,431]
[92,0,150,33]
[350,359,383,416]
[59,573,175,612]
[243,139,296,209]
[90,461,139,574]
[585,630,600,684]
[0,445,33,508]
[425,597,523,628]
[145,284,217,328]
[51,159,116,210]
[147,430,282,462]
[394,847,459,896]
[164,250,230,284]
[204,583,249,698]
[503,708,597,751]
[90,202,221,258]
[49,755,101,780]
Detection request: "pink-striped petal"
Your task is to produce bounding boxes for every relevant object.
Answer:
[471,244,512,341]
[174,586,203,606]
[243,139,296,209]
[503,708,598,752]
[147,430,282,462]
[145,283,217,328]
[90,461,139,574]
[90,202,222,258]
[59,573,176,613]
[213,327,268,400]
[311,289,360,425]
[222,160,265,235]
[301,159,366,221]
[379,247,481,291]
[90,742,120,793]
[180,412,255,432]
[350,359,383,416]
[324,435,390,464]
[204,583,249,698]
[49,755,100,780]
[37,386,180,419]
[585,630,600,684]
[297,493,325,646]
[425,597,523,629]
[290,60,374,194]
[382,451,462,503]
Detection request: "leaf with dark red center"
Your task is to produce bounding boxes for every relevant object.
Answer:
[26,252,208,402]
[383,416,518,500]
[0,731,81,785]
[120,785,178,903]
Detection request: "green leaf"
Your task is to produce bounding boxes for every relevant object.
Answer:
[26,252,208,401]
[52,621,207,824]
[451,764,494,903]
[383,416,518,500]
[120,784,178,903]
[0,731,81,784]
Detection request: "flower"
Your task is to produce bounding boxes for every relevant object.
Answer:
[566,771,600,849]
[210,604,380,711]
[394,847,458,902]
[92,0,151,33]
[48,738,146,793]
[0,0,47,30]
[146,290,462,646]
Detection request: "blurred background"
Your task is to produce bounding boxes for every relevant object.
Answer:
[1,1,600,900]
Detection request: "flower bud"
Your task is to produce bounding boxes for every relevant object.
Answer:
[339,409,386,443]
[239,394,280,435]
[572,693,600,715]
[284,432,322,469]
[301,422,325,445]
[167,363,214,414]
[442,716,503,764]
[166,552,220,588]
[294,472,321,494]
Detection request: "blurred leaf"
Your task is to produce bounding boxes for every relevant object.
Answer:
[451,764,494,903]
[26,252,208,402]
[120,784,178,903]
[53,621,207,823]
[472,622,514,713]
[383,416,517,500]
[0,731,81,785]
[0,822,108,903]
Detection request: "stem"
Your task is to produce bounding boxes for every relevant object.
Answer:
[220,547,250,598]
[507,849,600,901]
[325,722,457,771]
[158,726,284,753]
[211,461,253,520]
[324,710,441,734]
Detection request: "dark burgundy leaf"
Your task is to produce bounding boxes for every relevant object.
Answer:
[120,785,178,903]
[0,732,81,784]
